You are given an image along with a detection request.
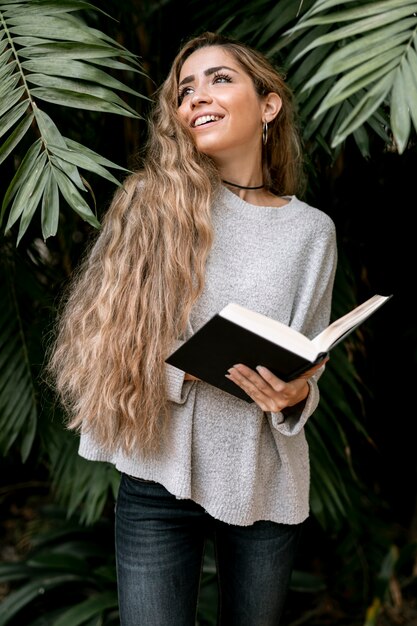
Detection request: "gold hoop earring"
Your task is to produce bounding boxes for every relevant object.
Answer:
[262,121,268,145]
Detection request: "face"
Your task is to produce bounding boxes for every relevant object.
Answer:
[177,46,268,164]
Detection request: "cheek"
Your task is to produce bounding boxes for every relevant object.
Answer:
[176,105,187,122]
[224,92,261,118]
[175,105,191,130]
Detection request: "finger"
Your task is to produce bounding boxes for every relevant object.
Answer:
[226,365,281,410]
[228,364,273,395]
[255,366,286,392]
[226,372,275,410]
[230,363,257,377]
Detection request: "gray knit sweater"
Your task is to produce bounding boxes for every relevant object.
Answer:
[79,186,337,526]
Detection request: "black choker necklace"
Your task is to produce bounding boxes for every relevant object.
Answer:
[222,179,264,190]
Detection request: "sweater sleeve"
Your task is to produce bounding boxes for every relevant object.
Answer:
[290,214,338,339]
[269,371,321,435]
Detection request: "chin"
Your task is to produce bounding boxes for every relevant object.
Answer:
[195,141,216,155]
[194,136,223,155]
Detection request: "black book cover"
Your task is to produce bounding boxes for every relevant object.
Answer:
[166,316,326,403]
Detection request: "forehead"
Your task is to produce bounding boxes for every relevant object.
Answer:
[178,46,241,81]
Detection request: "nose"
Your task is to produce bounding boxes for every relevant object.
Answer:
[190,86,212,108]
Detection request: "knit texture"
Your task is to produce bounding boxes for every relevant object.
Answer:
[79,186,337,526]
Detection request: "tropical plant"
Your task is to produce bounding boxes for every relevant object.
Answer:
[0,503,119,626]
[284,0,417,155]
[0,0,148,244]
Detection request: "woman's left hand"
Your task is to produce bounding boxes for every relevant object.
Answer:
[225,359,328,412]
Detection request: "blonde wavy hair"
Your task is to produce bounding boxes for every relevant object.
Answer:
[47,31,304,454]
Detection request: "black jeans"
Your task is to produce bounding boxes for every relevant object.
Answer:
[115,473,302,626]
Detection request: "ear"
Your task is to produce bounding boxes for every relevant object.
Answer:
[262,92,282,123]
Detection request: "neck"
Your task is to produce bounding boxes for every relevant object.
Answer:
[222,179,264,190]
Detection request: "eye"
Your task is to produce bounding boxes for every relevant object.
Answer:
[213,72,232,84]
[178,86,193,105]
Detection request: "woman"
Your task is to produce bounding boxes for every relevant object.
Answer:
[48,31,337,626]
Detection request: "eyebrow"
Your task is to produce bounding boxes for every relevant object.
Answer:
[178,65,238,87]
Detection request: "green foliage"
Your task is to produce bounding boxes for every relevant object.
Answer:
[47,426,121,525]
[0,504,119,626]
[286,0,417,153]
[0,241,37,462]
[0,0,149,242]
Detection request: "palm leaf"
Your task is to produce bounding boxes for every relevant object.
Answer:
[1,138,42,223]
[0,245,37,462]
[285,0,417,152]
[0,0,148,241]
[52,592,118,626]
[0,576,83,626]
[331,73,394,146]
[41,167,59,238]
[0,504,118,626]
[44,412,120,525]
[0,106,33,165]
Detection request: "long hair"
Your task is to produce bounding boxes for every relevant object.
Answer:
[47,31,304,454]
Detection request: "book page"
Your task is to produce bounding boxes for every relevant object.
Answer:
[311,294,391,353]
[220,303,319,361]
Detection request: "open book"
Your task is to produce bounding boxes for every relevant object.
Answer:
[166,294,392,402]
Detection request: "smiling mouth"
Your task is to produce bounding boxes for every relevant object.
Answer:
[193,115,222,128]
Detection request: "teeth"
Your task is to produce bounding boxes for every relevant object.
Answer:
[194,115,221,127]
